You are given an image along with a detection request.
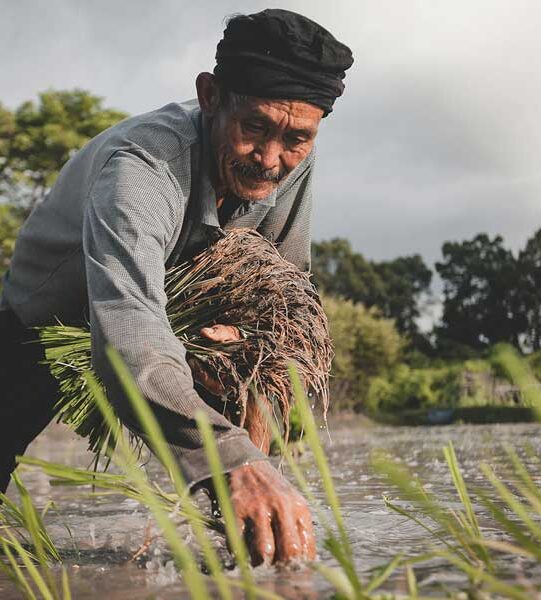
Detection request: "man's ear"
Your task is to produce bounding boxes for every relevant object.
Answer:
[196,72,221,116]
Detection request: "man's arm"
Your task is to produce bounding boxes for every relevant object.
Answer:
[84,148,316,565]
[83,148,267,485]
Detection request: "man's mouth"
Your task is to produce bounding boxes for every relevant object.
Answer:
[230,159,286,185]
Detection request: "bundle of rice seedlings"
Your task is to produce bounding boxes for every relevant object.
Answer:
[39,228,333,460]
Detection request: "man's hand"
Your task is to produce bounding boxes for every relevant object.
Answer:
[228,460,316,566]
[192,325,316,564]
[192,324,272,452]
[201,324,241,344]
[189,324,241,395]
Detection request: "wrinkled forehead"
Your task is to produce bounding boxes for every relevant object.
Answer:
[231,96,324,132]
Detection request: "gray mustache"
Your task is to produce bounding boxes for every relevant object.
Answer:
[230,159,286,184]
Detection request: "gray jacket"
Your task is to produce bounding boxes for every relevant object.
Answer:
[1,100,314,485]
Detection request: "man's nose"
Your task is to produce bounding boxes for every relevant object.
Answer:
[253,140,281,171]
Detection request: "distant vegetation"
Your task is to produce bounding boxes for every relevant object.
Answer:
[312,222,541,419]
[2,89,541,421]
[0,89,127,293]
[0,89,127,208]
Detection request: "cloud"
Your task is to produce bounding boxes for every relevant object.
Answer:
[3,0,541,268]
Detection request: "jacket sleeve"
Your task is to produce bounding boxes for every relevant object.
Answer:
[83,148,266,486]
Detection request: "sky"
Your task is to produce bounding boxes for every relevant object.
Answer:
[2,0,541,271]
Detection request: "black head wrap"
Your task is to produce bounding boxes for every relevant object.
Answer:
[214,9,354,116]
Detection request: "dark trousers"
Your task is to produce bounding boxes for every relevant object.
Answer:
[0,310,59,493]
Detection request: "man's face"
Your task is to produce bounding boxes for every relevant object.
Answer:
[210,96,323,202]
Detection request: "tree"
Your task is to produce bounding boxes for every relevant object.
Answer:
[373,254,432,336]
[322,295,404,409]
[311,238,432,340]
[311,238,385,306]
[435,234,524,351]
[518,228,541,351]
[0,89,127,208]
[0,90,128,286]
[0,203,24,293]
[0,103,16,200]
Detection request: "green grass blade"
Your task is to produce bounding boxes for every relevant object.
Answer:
[0,538,38,600]
[443,443,480,537]
[12,472,62,564]
[443,442,491,568]
[444,552,532,600]
[312,564,356,599]
[104,346,233,600]
[254,383,366,596]
[490,344,541,418]
[3,531,55,600]
[504,445,541,504]
[382,496,469,561]
[475,537,539,559]
[478,490,541,562]
[406,564,418,598]
[481,462,541,543]
[288,367,346,543]
[85,371,209,600]
[195,410,256,600]
[61,568,72,600]
[373,456,476,563]
[364,554,404,594]
[252,391,327,525]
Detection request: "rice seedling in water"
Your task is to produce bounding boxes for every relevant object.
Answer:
[2,349,276,600]
[84,356,232,600]
[0,473,60,564]
[3,354,394,599]
[373,441,541,599]
[260,362,541,598]
[7,353,541,599]
[83,347,280,599]
[0,474,70,600]
[255,370,409,599]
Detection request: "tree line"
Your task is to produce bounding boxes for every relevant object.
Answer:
[1,89,541,364]
[313,232,541,357]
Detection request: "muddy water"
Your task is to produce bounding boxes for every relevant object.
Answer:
[1,419,541,598]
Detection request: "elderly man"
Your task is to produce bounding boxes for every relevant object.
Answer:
[0,9,352,565]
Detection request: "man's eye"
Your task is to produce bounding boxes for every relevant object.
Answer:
[243,121,265,133]
[286,135,308,147]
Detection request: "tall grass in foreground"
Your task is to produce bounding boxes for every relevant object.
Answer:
[491,343,541,418]
[3,351,541,598]
[373,442,541,599]
[0,474,70,600]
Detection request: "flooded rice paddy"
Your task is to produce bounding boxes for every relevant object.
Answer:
[1,418,541,598]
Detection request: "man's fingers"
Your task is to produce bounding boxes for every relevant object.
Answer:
[200,324,241,343]
[272,507,304,563]
[245,513,275,567]
[297,511,317,560]
[227,462,315,567]
[188,358,224,395]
